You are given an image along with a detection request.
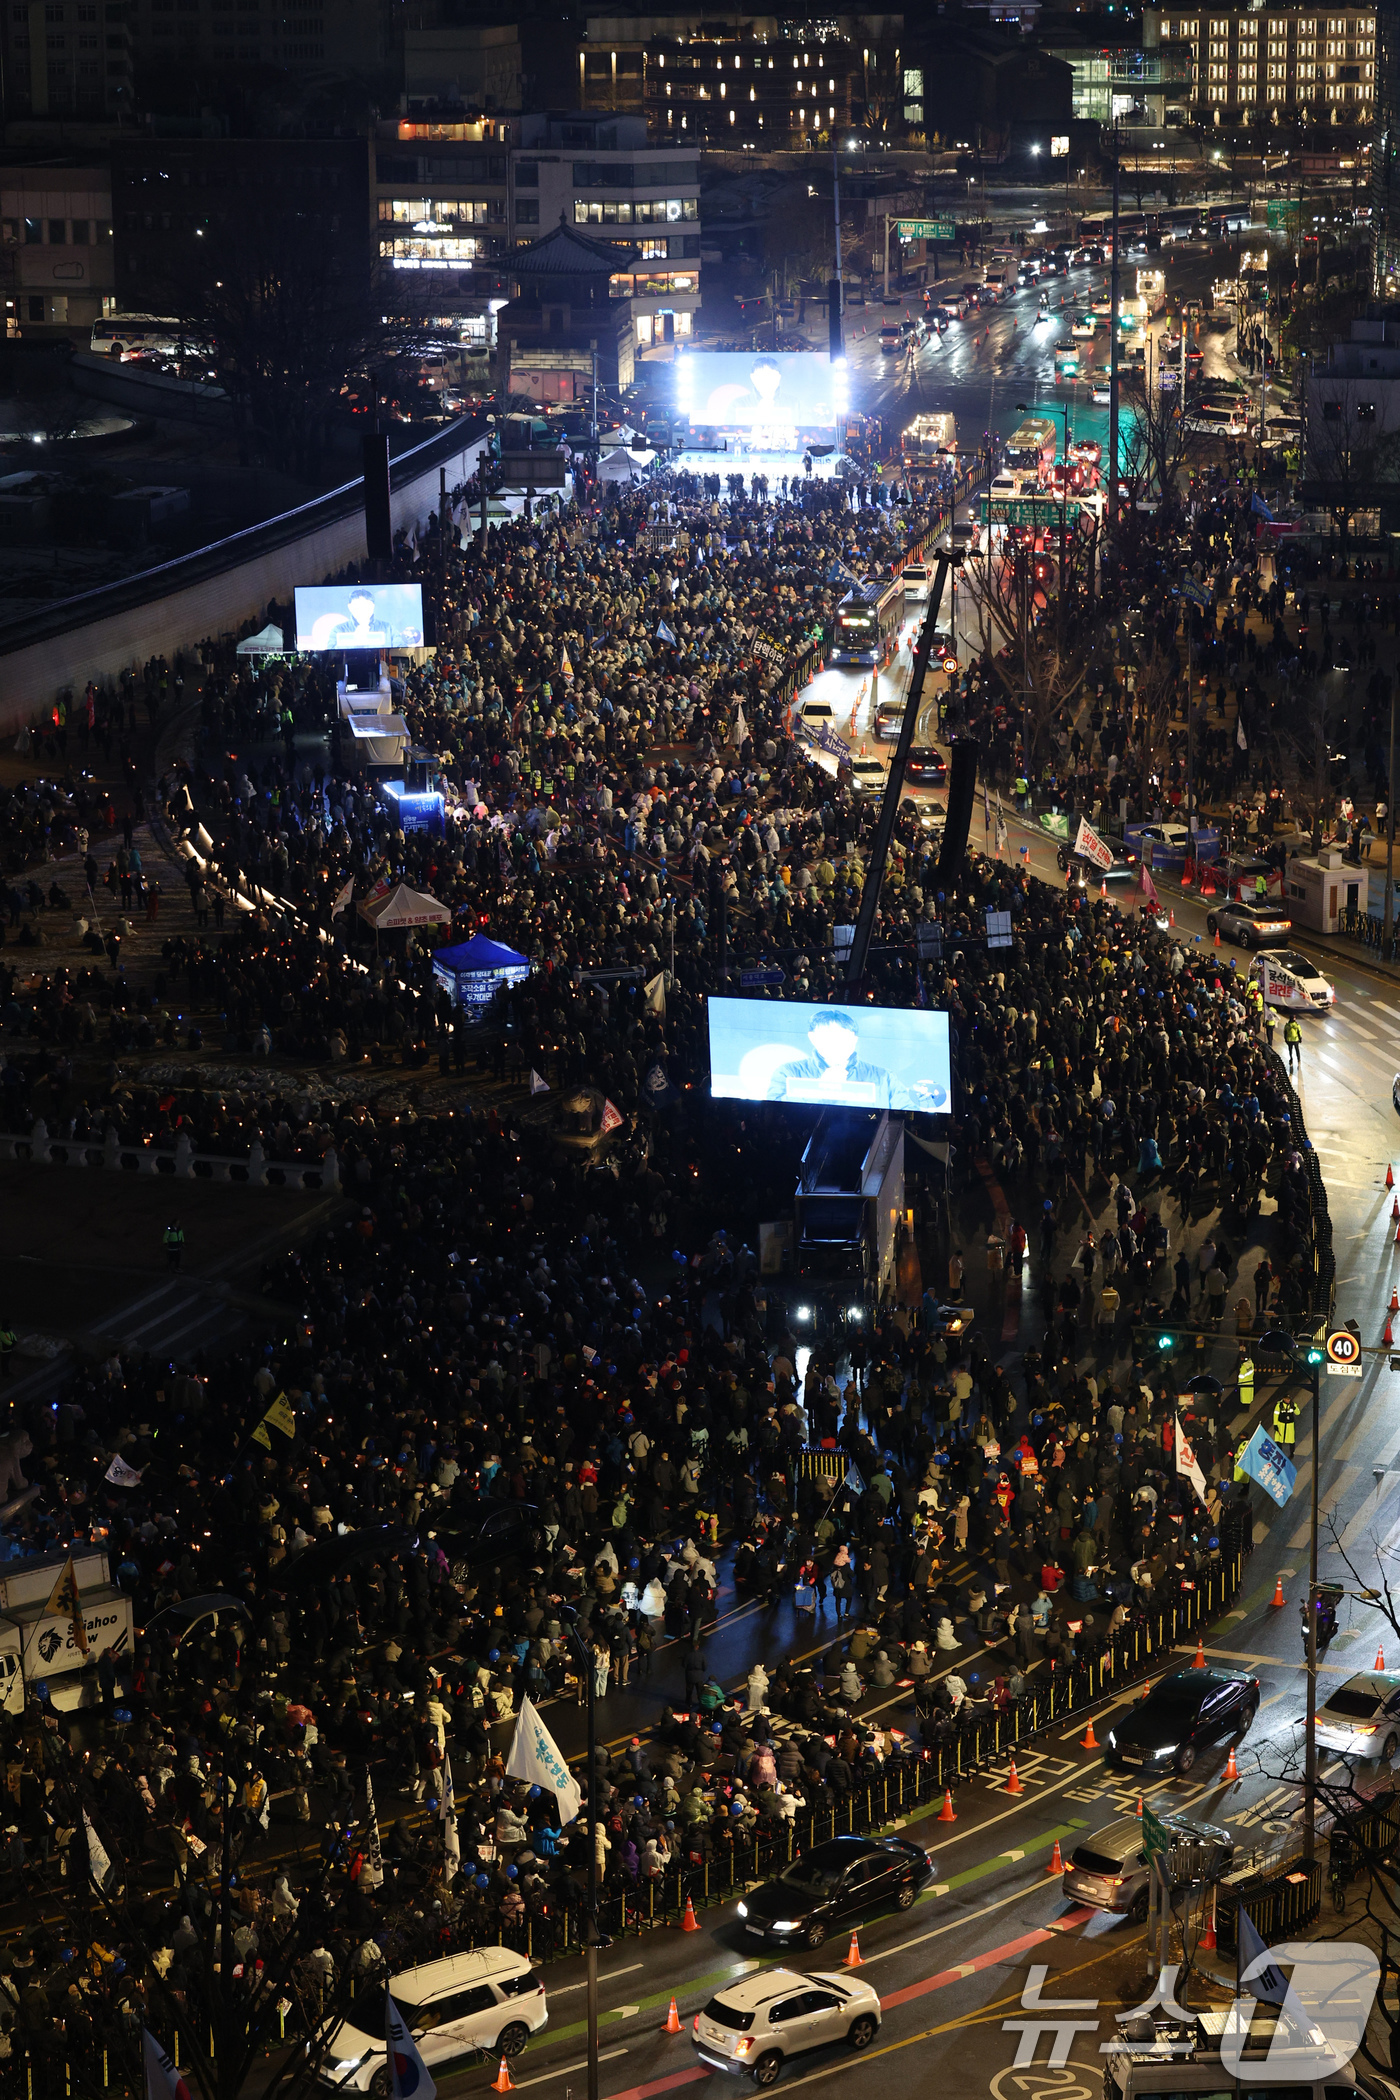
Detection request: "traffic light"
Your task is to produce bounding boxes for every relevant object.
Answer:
[1157,1331,1175,1355]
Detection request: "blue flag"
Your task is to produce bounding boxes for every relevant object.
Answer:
[1251,490,1275,522]
[845,1461,866,1495]
[1238,1425,1296,1507]
[656,620,676,645]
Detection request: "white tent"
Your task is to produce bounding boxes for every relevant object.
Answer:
[598,447,657,483]
[236,622,291,658]
[357,882,451,931]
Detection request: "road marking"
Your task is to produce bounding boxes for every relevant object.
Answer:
[601,2072,708,2100]
[879,1907,1095,2010]
[551,1966,644,1996]
[515,2048,631,2089]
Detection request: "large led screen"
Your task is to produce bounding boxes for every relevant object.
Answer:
[675,351,847,431]
[294,583,425,652]
[708,997,951,1112]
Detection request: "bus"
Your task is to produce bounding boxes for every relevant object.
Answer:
[1004,415,1059,477]
[89,314,206,360]
[833,577,905,664]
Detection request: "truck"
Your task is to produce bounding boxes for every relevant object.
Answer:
[901,411,957,471]
[794,1110,904,1311]
[0,1545,134,1715]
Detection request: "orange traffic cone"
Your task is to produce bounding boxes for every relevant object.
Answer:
[1192,1635,1206,1668]
[1390,1284,1398,1313]
[1390,1194,1397,1223]
[681,1895,700,1932]
[493,2060,515,2095]
[1141,1679,1151,1700]
[1224,1744,1239,1783]
[1394,1220,1399,1247]
[1080,1717,1099,1750]
[1169,909,1175,925]
[1386,1316,1394,1348]
[1201,1887,1218,1952]
[844,1930,863,1967]
[1005,1758,1024,1795]
[1271,1575,1286,1608]
[1135,1793,1144,1818]
[938,1788,957,1822]
[1387,1163,1394,1190]
[1047,1838,1064,1874]
[1213,927,1221,946]
[1378,1642,1387,1671]
[665,1998,683,2036]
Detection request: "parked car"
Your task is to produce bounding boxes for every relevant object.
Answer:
[1205,898,1293,949]
[692,1968,881,2087]
[1055,840,1138,882]
[904,747,948,785]
[318,1949,548,2093]
[1104,1667,1260,1776]
[735,1834,937,1947]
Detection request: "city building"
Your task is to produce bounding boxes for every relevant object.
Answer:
[403,24,523,113]
[1041,32,1194,124]
[110,136,372,311]
[497,213,637,401]
[1,0,132,121]
[1304,311,1400,520]
[0,161,114,331]
[516,110,700,348]
[1371,0,1400,289]
[373,113,516,353]
[1143,4,1376,129]
[914,29,1072,143]
[577,9,905,147]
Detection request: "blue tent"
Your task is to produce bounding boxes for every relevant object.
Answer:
[433,932,531,1015]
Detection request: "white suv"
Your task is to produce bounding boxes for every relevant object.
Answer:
[691,1968,881,2087]
[318,1948,548,2093]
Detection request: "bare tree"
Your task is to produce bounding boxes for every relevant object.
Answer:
[959,533,1092,773]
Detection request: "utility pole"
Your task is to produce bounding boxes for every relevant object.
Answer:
[833,143,844,348]
[1385,678,1396,961]
[884,211,893,300]
[1304,1352,1321,1864]
[1108,120,1121,531]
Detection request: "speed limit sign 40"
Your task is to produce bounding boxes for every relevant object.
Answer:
[1327,1330,1363,1378]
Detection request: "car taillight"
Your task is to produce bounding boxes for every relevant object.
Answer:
[735,2039,754,2056]
[693,2017,700,2032]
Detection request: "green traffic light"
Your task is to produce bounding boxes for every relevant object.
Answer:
[1306,1348,1324,1365]
[1157,1334,1174,1351]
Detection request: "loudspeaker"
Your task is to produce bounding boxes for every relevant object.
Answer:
[828,279,842,360]
[935,738,980,890]
[362,430,392,564]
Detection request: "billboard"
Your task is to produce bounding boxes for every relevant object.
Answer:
[675,351,848,433]
[294,583,425,652]
[708,997,951,1112]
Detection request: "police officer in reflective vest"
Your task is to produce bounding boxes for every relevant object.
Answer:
[1284,1015,1302,1071]
[1272,1395,1299,1449]
[1237,1351,1256,1416]
[164,1218,185,1273]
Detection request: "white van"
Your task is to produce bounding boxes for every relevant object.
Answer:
[1105,2044,1386,2100]
[318,1949,548,2093]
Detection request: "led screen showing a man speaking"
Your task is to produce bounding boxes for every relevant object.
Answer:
[294,584,425,652]
[674,351,847,431]
[708,997,951,1112]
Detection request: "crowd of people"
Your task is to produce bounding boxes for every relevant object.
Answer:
[0,451,1334,2089]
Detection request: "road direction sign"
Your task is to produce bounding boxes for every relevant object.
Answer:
[740,968,786,988]
[1327,1329,1363,1377]
[897,219,955,242]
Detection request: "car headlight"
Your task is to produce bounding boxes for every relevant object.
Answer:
[736,1901,748,1916]
[327,2059,365,2079]
[1106,1730,1117,1747]
[771,1920,800,1932]
[1155,1745,1179,1757]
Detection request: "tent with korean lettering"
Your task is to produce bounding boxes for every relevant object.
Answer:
[432,931,531,1018]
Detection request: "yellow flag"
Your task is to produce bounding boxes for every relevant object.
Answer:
[263,1393,296,1438]
[251,1422,272,1451]
[44,1557,88,1656]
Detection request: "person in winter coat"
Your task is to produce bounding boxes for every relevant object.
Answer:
[838,1659,862,1703]
[935,1614,959,1650]
[869,1649,896,1688]
[746,1663,769,1711]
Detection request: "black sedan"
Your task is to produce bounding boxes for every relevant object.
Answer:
[905,747,948,785]
[735,1835,936,1948]
[1104,1667,1259,1776]
[1056,841,1138,883]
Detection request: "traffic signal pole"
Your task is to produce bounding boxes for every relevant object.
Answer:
[1304,1351,1320,1863]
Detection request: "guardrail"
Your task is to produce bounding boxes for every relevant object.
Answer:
[0,1119,340,1191]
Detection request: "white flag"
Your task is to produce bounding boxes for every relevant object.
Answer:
[1237,717,1248,752]
[529,1069,550,1097]
[385,1987,438,2100]
[1175,1411,1208,1504]
[440,1751,460,1883]
[1237,1908,1291,2006]
[105,1455,144,1487]
[504,1693,582,1826]
[332,878,354,917]
[644,971,667,1015]
[561,648,574,681]
[732,704,748,748]
[83,1809,113,1894]
[143,2028,191,2100]
[1072,815,1114,871]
